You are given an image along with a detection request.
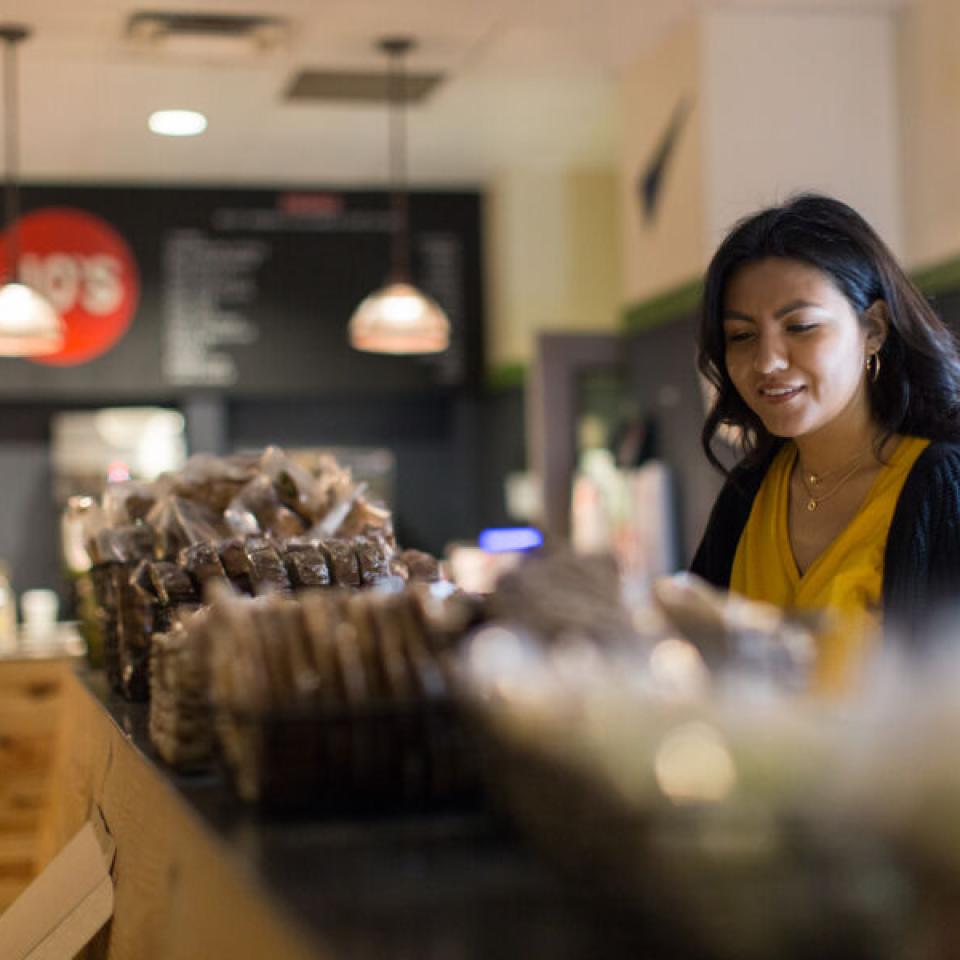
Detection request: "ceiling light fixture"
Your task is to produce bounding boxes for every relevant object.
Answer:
[148,109,208,137]
[0,25,63,356]
[348,37,449,355]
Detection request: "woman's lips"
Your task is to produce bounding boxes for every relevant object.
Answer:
[758,385,805,404]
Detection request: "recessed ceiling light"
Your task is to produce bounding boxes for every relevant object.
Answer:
[148,109,208,137]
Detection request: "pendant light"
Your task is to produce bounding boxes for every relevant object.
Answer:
[348,37,449,355]
[0,25,62,357]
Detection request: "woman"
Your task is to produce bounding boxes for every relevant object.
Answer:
[691,193,960,682]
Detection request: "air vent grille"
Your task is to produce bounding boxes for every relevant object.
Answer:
[285,70,443,104]
[127,12,287,51]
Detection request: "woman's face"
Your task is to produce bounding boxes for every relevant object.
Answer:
[721,257,884,441]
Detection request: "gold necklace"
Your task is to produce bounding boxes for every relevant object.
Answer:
[802,447,871,488]
[798,456,869,512]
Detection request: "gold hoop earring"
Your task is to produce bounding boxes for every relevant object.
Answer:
[866,352,881,383]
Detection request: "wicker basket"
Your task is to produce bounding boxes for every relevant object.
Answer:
[215,697,480,816]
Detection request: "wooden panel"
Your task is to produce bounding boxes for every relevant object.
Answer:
[0,658,72,911]
[42,673,325,960]
[0,877,32,912]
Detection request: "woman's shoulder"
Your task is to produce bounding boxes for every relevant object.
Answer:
[896,438,960,517]
[906,438,960,480]
[885,438,960,624]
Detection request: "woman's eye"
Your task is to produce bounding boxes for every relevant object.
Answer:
[725,330,753,344]
[787,323,817,334]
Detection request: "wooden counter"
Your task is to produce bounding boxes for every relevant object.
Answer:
[18,664,649,959]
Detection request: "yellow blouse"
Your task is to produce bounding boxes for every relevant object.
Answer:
[730,436,929,692]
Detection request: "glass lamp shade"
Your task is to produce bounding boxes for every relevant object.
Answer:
[0,282,65,355]
[348,281,449,354]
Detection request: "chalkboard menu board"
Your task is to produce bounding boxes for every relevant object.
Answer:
[0,185,483,398]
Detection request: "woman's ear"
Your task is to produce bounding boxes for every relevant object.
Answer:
[863,300,890,352]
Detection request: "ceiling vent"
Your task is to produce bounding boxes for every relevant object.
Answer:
[126,12,288,59]
[285,69,444,105]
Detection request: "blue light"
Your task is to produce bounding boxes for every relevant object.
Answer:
[477,527,544,553]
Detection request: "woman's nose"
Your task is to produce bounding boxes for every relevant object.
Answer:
[752,333,788,373]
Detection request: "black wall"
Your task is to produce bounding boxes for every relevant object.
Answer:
[0,183,531,605]
[0,386,527,607]
[3,184,484,396]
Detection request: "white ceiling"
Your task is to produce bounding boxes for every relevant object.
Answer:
[1,0,906,187]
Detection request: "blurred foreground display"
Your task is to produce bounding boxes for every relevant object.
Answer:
[51,475,960,957]
[456,552,960,960]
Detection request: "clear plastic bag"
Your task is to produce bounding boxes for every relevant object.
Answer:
[259,445,322,522]
[101,480,159,527]
[173,452,259,513]
[224,475,308,539]
[147,495,228,559]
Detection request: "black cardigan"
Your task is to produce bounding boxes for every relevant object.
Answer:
[690,441,960,640]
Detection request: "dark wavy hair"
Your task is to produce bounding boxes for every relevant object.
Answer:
[698,193,960,472]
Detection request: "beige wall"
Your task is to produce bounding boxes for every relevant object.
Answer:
[565,170,622,339]
[618,8,902,313]
[487,3,918,371]
[703,8,902,259]
[899,0,960,268]
[485,166,621,370]
[619,17,705,307]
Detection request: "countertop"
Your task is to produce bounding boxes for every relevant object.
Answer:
[84,671,654,960]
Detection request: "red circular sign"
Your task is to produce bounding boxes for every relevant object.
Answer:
[0,207,140,366]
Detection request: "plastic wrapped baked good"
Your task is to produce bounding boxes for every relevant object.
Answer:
[147,561,198,607]
[226,473,307,539]
[102,480,159,526]
[204,587,477,812]
[87,524,156,566]
[244,537,292,596]
[281,542,332,589]
[147,496,227,560]
[172,452,259,513]
[116,577,155,701]
[336,497,395,543]
[317,539,361,588]
[149,607,212,770]
[394,548,442,583]
[74,446,444,711]
[489,548,633,647]
[354,537,392,586]
[260,446,323,522]
[217,538,253,593]
[179,541,228,595]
